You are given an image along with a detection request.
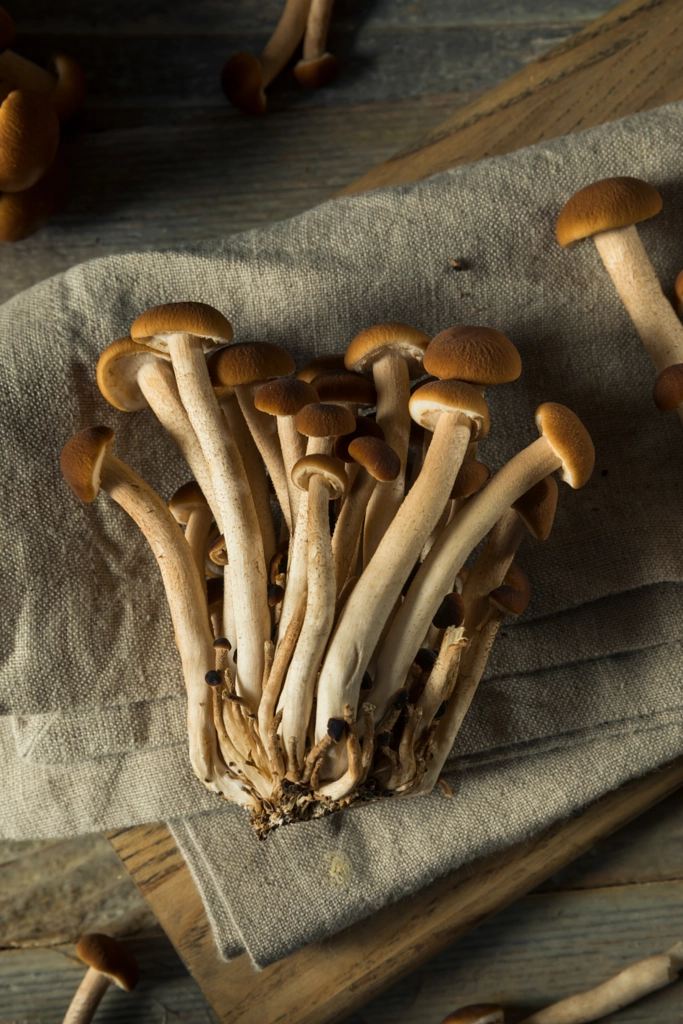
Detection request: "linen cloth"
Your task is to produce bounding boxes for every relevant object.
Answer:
[2,101,683,968]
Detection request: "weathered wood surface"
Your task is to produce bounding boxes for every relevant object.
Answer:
[106,757,683,1024]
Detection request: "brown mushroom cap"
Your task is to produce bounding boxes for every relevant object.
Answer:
[294,53,340,89]
[555,176,662,249]
[130,301,233,354]
[0,148,67,243]
[432,590,465,629]
[311,370,377,407]
[345,322,431,378]
[221,52,266,116]
[512,474,559,540]
[334,415,384,462]
[409,379,490,439]
[424,326,521,385]
[253,376,318,417]
[291,454,347,498]
[535,402,595,488]
[653,363,683,412]
[48,53,87,123]
[347,436,400,482]
[0,6,15,50]
[96,337,167,412]
[60,426,115,503]
[489,562,531,618]
[296,353,347,382]
[169,481,208,524]
[440,1004,504,1024]
[451,459,490,500]
[674,270,683,317]
[208,533,228,566]
[210,340,295,387]
[75,933,139,992]
[0,89,60,192]
[294,401,355,438]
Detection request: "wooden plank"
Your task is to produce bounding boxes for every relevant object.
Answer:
[340,0,683,194]
[107,755,683,1024]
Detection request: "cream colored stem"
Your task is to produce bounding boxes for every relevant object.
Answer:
[61,967,111,1024]
[303,0,335,59]
[461,508,526,634]
[315,413,471,747]
[278,414,306,526]
[235,382,292,533]
[331,468,376,593]
[261,0,312,88]
[0,50,56,94]
[373,436,560,721]
[219,391,276,568]
[519,942,683,1024]
[137,359,221,531]
[99,454,249,804]
[167,334,269,705]
[278,474,336,770]
[363,352,411,565]
[184,505,214,588]
[258,591,306,747]
[416,625,465,739]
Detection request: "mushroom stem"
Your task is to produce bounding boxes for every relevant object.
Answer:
[260,0,312,88]
[302,0,335,59]
[518,941,683,1024]
[258,590,307,754]
[0,49,56,95]
[235,382,292,533]
[461,508,526,634]
[277,414,306,526]
[372,436,560,721]
[416,625,466,739]
[61,967,111,1024]
[184,504,214,587]
[332,467,376,593]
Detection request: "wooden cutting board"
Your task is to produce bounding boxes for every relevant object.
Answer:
[108,0,683,1019]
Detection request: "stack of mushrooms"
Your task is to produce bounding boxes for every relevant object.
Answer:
[61,303,595,836]
[0,5,85,242]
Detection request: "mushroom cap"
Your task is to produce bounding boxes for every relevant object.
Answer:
[556,176,662,249]
[296,353,347,382]
[0,6,14,50]
[294,401,355,438]
[169,481,208,523]
[294,53,340,89]
[209,533,228,566]
[512,474,558,541]
[0,89,60,192]
[130,301,233,354]
[76,933,139,991]
[210,341,295,387]
[424,326,521,385]
[653,363,683,412]
[60,426,115,504]
[221,52,266,116]
[347,436,400,482]
[311,370,377,407]
[291,454,347,498]
[334,415,384,462]
[96,336,166,412]
[432,590,465,629]
[48,53,87,123]
[345,322,431,378]
[489,563,531,618]
[674,270,683,317]
[440,1005,504,1024]
[451,459,490,500]
[409,379,490,440]
[0,148,67,243]
[253,376,318,417]
[535,402,595,488]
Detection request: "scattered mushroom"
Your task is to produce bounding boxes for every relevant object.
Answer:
[0,148,66,242]
[0,88,60,192]
[294,0,339,88]
[61,933,138,1024]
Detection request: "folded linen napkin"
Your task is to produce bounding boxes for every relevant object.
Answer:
[2,100,683,968]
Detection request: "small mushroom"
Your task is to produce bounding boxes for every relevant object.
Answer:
[296,352,346,382]
[0,148,66,242]
[653,362,683,413]
[310,369,377,416]
[169,481,213,586]
[557,177,683,418]
[222,0,312,115]
[0,88,59,191]
[674,269,683,318]
[61,933,138,1024]
[294,0,339,88]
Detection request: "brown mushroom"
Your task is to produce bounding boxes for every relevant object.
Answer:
[0,88,59,192]
[674,270,683,318]
[169,481,213,586]
[0,148,66,242]
[294,0,339,88]
[296,352,346,382]
[653,362,683,413]
[61,933,138,1024]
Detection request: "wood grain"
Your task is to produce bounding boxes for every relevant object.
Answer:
[339,0,683,194]
[107,755,683,1024]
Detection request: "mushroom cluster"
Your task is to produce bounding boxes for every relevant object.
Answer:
[60,303,594,836]
[0,5,85,242]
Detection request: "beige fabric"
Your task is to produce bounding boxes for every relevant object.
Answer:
[2,101,683,969]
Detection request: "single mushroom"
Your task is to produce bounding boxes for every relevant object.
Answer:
[61,933,138,1024]
[0,88,60,192]
[296,352,346,382]
[557,177,683,421]
[169,481,214,586]
[345,322,431,562]
[59,426,252,804]
[210,341,295,532]
[130,301,270,706]
[314,379,489,761]
[653,362,683,414]
[253,375,319,528]
[0,147,66,242]
[294,0,339,88]
[221,0,312,115]
[372,403,594,725]
[277,453,347,775]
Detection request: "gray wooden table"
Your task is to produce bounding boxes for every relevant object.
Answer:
[5,2,683,1021]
